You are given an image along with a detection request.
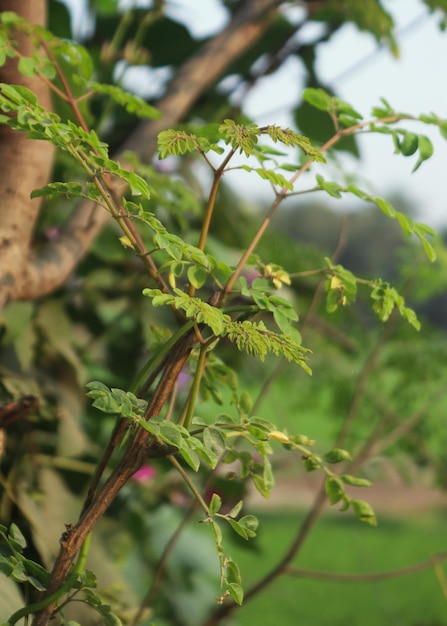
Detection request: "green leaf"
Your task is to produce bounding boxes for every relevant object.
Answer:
[227,582,244,606]
[323,448,352,464]
[158,129,200,158]
[210,519,222,545]
[158,422,183,449]
[325,476,345,505]
[219,119,260,156]
[253,168,293,190]
[226,559,242,586]
[419,235,437,263]
[222,319,311,372]
[303,455,322,472]
[262,125,326,162]
[399,131,419,156]
[413,135,434,172]
[351,499,378,526]
[227,518,250,540]
[203,427,226,455]
[179,446,200,471]
[373,196,396,217]
[396,212,414,236]
[209,493,222,516]
[88,81,160,119]
[238,515,259,536]
[227,500,243,519]
[346,183,371,201]
[252,473,271,499]
[187,265,207,289]
[0,83,38,105]
[316,174,342,198]
[18,56,37,77]
[9,525,26,550]
[102,612,123,626]
[341,474,372,488]
[30,182,84,199]
[302,87,332,111]
[372,97,395,118]
[143,288,230,336]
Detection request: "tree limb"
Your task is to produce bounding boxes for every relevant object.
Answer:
[1,0,280,308]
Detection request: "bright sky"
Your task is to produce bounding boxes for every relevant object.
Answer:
[223,0,447,228]
[63,0,447,226]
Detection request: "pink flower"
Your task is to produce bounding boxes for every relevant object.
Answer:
[132,465,156,484]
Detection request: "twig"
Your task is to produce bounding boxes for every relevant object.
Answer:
[285,552,447,582]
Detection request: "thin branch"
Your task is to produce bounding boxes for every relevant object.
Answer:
[222,116,403,298]
[11,0,280,306]
[252,214,349,413]
[131,460,223,626]
[285,552,447,582]
[335,317,396,448]
[31,329,196,626]
[202,485,328,626]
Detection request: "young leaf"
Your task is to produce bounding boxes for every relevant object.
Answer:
[9,525,26,550]
[303,455,322,472]
[203,427,226,455]
[227,518,250,540]
[351,499,377,526]
[227,500,243,519]
[158,129,200,158]
[316,174,342,198]
[209,493,222,516]
[89,81,160,119]
[219,119,260,156]
[302,87,332,111]
[413,135,434,172]
[238,515,259,536]
[157,422,183,449]
[179,446,200,471]
[226,559,242,586]
[340,474,372,488]
[323,448,352,464]
[227,582,244,606]
[325,476,345,505]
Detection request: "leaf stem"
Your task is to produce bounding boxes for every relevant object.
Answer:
[285,551,447,582]
[168,455,210,515]
[179,341,211,430]
[8,535,91,625]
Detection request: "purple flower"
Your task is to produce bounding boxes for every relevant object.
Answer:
[177,370,191,389]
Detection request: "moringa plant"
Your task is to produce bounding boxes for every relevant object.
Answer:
[0,6,446,626]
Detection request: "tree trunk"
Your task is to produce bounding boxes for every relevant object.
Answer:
[0,0,55,309]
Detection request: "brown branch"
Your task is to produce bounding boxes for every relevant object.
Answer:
[31,328,196,626]
[285,552,447,582]
[3,0,280,308]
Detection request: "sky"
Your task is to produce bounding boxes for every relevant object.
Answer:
[63,0,447,227]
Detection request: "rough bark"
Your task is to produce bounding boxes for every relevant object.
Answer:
[0,0,55,308]
[0,0,279,310]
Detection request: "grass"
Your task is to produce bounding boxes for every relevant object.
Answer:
[224,508,447,626]
[193,350,447,624]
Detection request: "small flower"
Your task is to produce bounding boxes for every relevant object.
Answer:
[132,465,156,484]
[177,370,191,389]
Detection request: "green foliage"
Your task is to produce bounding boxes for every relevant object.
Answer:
[313,176,437,263]
[0,4,446,626]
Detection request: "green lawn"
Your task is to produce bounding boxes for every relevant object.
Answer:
[226,509,447,626]
[194,359,447,625]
